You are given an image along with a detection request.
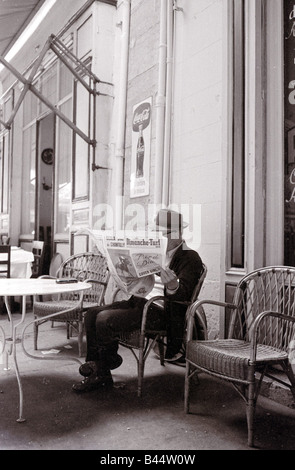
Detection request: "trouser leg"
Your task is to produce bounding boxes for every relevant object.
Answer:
[84,298,144,369]
[84,297,165,370]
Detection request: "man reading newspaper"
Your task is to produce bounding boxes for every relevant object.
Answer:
[72,209,204,393]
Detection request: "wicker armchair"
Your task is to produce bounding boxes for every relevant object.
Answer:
[185,266,295,447]
[118,264,207,397]
[33,252,109,356]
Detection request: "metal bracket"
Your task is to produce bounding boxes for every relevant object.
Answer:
[91,163,109,171]
[173,1,183,12]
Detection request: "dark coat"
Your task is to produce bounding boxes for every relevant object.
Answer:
[164,242,204,356]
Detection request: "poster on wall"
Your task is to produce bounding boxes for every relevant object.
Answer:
[130,97,152,198]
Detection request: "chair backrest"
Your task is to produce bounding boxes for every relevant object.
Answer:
[49,252,63,277]
[56,252,109,304]
[31,240,45,277]
[0,245,11,278]
[229,266,295,351]
[1,234,10,245]
[183,263,207,339]
[190,263,207,303]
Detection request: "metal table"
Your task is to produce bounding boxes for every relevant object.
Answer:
[0,278,91,422]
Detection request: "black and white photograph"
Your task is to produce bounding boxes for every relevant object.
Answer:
[0,0,295,457]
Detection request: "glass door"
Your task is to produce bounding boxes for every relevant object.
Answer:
[37,113,54,273]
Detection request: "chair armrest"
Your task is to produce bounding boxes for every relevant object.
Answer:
[250,310,295,362]
[35,275,57,301]
[141,296,165,334]
[84,278,108,287]
[81,278,109,306]
[140,294,197,335]
[186,299,237,341]
[38,275,56,279]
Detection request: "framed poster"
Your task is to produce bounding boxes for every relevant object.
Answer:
[130,97,152,198]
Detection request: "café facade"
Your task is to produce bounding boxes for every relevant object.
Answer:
[0,0,293,336]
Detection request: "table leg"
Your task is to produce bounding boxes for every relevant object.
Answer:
[4,295,27,423]
[0,324,6,366]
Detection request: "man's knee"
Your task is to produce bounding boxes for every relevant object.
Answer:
[84,306,104,330]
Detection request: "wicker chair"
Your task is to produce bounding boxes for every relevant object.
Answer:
[31,240,45,277]
[118,264,207,397]
[33,252,109,356]
[185,266,295,447]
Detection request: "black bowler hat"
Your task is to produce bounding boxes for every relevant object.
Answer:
[154,209,188,232]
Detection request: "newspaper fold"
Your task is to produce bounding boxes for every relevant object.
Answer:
[77,229,167,297]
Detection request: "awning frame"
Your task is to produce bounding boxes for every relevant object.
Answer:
[0,34,113,171]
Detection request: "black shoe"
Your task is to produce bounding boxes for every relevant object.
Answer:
[107,354,123,370]
[165,352,186,367]
[79,361,98,377]
[72,373,113,393]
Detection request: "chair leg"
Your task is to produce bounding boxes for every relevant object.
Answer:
[4,350,9,370]
[282,360,295,401]
[78,320,83,357]
[158,336,165,366]
[184,361,190,413]
[246,369,256,447]
[34,321,38,350]
[137,338,145,397]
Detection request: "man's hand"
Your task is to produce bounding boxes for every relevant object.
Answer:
[159,267,178,291]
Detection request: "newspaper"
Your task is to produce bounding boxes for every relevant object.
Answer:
[78,229,167,297]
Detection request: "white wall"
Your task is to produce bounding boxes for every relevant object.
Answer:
[171,0,224,337]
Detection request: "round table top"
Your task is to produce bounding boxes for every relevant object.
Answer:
[0,278,91,296]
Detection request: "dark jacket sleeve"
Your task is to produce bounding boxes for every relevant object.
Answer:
[165,245,203,302]
[163,244,204,355]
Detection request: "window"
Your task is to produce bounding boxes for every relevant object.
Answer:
[55,98,72,234]
[0,93,12,215]
[73,75,91,201]
[21,125,36,235]
[0,133,9,214]
[39,63,58,115]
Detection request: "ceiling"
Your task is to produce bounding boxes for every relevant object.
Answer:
[0,0,45,57]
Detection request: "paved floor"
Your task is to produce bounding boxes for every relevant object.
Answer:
[1,310,295,452]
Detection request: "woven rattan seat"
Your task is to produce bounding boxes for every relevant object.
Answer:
[185,266,295,447]
[187,339,288,382]
[33,252,109,356]
[34,300,81,319]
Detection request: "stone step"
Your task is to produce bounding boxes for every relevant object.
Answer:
[259,369,295,409]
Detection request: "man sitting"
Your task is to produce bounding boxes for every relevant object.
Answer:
[72,209,204,392]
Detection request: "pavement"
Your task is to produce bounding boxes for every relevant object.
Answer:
[1,309,295,454]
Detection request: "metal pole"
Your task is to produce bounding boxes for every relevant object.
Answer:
[50,43,95,95]
[51,35,113,86]
[0,54,95,146]
[6,37,52,128]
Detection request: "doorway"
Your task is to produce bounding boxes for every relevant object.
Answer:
[37,113,54,273]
